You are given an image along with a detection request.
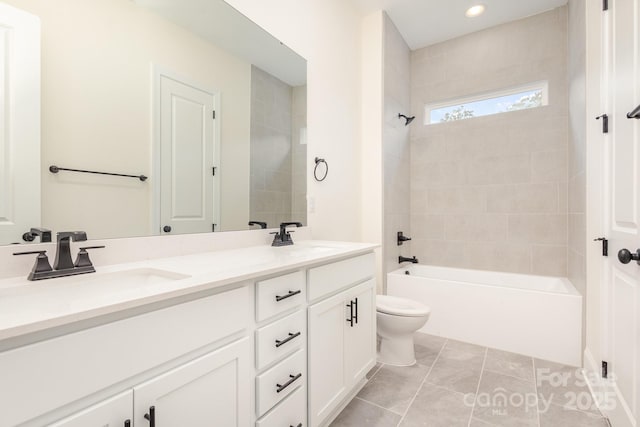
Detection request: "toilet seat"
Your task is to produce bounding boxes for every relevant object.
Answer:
[376,295,430,317]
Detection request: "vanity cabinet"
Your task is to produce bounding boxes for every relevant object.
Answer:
[0,247,376,427]
[133,338,251,427]
[307,253,376,427]
[47,391,132,427]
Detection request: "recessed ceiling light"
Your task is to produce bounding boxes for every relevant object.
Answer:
[465,4,486,18]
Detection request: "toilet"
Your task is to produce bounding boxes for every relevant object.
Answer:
[376,295,431,366]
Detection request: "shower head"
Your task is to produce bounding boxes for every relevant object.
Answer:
[398,113,415,126]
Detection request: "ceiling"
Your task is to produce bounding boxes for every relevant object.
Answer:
[350,0,569,50]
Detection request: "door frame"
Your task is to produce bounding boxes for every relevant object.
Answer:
[585,1,638,426]
[151,65,221,235]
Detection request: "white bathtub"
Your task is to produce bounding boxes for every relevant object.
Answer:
[387,264,582,366]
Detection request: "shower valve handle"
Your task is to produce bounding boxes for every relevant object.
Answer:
[618,248,640,265]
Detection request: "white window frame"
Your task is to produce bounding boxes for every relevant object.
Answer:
[424,80,549,125]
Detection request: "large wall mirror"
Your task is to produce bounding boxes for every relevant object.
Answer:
[0,0,307,246]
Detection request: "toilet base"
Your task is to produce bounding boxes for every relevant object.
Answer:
[377,333,416,366]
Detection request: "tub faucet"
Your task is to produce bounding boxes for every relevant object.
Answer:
[399,256,419,264]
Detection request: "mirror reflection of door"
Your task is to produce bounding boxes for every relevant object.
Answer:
[155,70,219,235]
[0,4,41,244]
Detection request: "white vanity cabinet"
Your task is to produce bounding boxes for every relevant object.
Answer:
[307,254,376,427]
[47,391,133,427]
[0,245,377,427]
[133,338,251,427]
[48,339,250,427]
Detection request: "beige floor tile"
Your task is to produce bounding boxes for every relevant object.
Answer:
[424,342,486,394]
[484,348,534,382]
[358,363,431,414]
[399,384,473,427]
[539,403,609,427]
[330,398,401,427]
[472,371,538,426]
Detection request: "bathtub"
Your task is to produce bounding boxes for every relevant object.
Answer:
[387,264,582,366]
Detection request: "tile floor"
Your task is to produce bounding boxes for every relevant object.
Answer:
[330,333,610,427]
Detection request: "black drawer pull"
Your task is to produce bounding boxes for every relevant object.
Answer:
[346,301,354,327]
[353,297,359,324]
[275,289,301,302]
[290,424,303,427]
[124,420,131,427]
[275,331,301,348]
[276,373,302,393]
[144,406,155,427]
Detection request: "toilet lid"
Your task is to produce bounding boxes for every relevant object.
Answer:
[376,295,430,317]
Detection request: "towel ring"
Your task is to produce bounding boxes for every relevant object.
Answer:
[314,157,328,182]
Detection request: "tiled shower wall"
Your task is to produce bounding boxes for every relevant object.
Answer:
[250,66,307,227]
[383,14,412,284]
[409,8,569,276]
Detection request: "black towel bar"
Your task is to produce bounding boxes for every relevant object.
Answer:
[49,165,147,181]
[627,103,640,119]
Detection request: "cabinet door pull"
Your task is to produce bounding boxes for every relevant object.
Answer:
[353,297,359,325]
[275,289,301,302]
[124,420,131,427]
[275,331,301,348]
[290,424,303,427]
[276,373,302,393]
[346,301,354,327]
[144,406,155,427]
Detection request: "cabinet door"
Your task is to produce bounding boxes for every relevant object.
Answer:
[48,391,132,427]
[133,337,250,427]
[308,289,350,427]
[344,280,376,385]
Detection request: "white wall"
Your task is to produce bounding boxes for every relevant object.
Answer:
[360,11,385,290]
[6,0,251,237]
[225,0,365,242]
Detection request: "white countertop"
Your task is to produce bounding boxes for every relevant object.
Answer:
[0,240,376,342]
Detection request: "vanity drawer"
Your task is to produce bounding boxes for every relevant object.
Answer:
[256,310,305,370]
[308,253,375,301]
[256,271,305,322]
[256,386,306,427]
[256,349,305,417]
[0,285,250,427]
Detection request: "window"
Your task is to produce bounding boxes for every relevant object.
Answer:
[425,81,548,125]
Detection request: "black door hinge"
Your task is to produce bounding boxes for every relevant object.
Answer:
[594,237,609,256]
[602,360,608,378]
[596,114,609,133]
[603,0,609,11]
[212,110,216,119]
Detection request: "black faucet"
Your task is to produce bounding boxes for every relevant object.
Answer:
[22,227,52,243]
[13,231,104,281]
[397,232,412,246]
[248,221,267,229]
[54,231,88,270]
[399,256,419,264]
[271,222,303,247]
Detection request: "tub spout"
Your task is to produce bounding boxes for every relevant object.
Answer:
[399,256,418,264]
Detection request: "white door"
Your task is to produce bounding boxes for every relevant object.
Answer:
[47,391,132,427]
[133,338,250,427]
[602,1,640,426]
[157,72,218,235]
[344,280,376,385]
[0,4,40,245]
[308,290,349,427]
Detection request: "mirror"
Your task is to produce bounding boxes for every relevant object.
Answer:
[0,0,307,245]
